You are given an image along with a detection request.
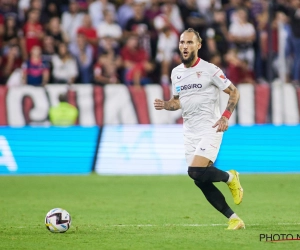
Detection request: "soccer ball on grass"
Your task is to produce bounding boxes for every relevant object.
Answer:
[45,208,71,233]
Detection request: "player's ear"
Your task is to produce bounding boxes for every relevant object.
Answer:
[198,43,202,50]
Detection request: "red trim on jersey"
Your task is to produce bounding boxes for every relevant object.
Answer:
[184,57,201,68]
[192,57,200,67]
[213,69,221,77]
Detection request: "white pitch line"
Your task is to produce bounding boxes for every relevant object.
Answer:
[111,224,234,227]
[110,223,300,227]
[13,222,300,229]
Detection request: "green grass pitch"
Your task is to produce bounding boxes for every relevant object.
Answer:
[0,174,299,250]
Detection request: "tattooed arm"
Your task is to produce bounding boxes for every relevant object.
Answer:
[213,84,240,132]
[154,95,181,111]
[222,83,240,113]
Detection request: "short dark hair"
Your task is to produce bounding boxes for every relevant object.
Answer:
[59,93,68,102]
[183,28,202,43]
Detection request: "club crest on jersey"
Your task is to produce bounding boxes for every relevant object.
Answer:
[196,71,202,78]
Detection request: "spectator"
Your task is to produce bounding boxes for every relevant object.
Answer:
[225,48,255,85]
[206,9,229,63]
[88,0,116,28]
[196,0,222,15]
[209,52,223,69]
[20,8,44,60]
[154,1,184,36]
[228,7,256,69]
[248,0,264,21]
[49,93,78,126]
[30,0,43,10]
[2,14,19,52]
[30,0,46,24]
[117,0,134,30]
[93,52,120,85]
[69,33,93,83]
[0,0,18,16]
[61,0,84,43]
[43,1,61,24]
[98,36,122,68]
[97,9,122,43]
[277,0,300,83]
[256,1,282,81]
[42,35,56,82]
[77,14,98,51]
[22,45,50,86]
[52,42,78,84]
[18,0,31,22]
[77,0,89,12]
[145,0,162,23]
[99,36,121,59]
[225,0,244,25]
[179,0,207,34]
[155,24,178,85]
[121,35,154,87]
[124,2,152,56]
[46,17,64,48]
[144,0,162,59]
[0,44,22,84]
[0,13,5,48]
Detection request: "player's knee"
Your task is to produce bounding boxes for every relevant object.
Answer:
[188,166,207,182]
[194,180,205,189]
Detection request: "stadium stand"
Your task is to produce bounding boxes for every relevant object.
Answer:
[0,0,298,125]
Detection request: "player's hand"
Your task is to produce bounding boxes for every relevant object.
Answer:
[212,116,228,132]
[154,99,165,110]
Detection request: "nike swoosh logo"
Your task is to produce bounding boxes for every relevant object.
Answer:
[177,76,181,79]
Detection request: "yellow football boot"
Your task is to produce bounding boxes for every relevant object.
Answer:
[227,170,243,205]
[227,218,245,230]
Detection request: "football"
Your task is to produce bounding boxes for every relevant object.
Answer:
[45,208,71,233]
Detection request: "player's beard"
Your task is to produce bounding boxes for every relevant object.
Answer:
[180,51,196,65]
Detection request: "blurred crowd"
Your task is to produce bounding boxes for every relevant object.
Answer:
[0,0,299,88]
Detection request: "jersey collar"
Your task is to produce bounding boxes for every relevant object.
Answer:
[192,57,200,67]
[184,57,201,68]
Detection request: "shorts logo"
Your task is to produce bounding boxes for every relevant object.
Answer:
[180,84,202,91]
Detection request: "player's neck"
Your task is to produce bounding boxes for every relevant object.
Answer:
[184,57,200,68]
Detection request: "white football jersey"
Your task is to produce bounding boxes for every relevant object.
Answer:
[171,58,231,137]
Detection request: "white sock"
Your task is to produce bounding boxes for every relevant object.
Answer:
[226,171,234,184]
[229,213,239,219]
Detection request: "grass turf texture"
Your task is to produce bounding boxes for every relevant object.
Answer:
[0,174,299,250]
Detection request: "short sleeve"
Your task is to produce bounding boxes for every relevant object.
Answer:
[211,67,231,90]
[171,69,179,96]
[172,83,179,96]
